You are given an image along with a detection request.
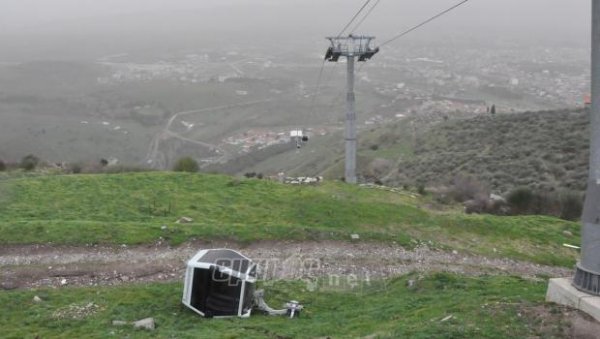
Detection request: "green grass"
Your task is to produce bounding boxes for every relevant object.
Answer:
[0,273,565,338]
[0,172,580,266]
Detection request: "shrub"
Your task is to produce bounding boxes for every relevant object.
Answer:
[504,187,580,220]
[173,157,199,173]
[448,175,489,203]
[365,158,392,181]
[70,163,83,174]
[464,197,488,214]
[20,154,40,171]
[560,191,583,221]
[506,187,534,214]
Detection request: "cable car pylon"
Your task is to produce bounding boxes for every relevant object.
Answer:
[324,34,379,184]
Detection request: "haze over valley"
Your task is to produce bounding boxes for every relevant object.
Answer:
[0,0,591,181]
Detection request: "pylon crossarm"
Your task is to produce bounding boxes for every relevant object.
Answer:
[325,35,378,59]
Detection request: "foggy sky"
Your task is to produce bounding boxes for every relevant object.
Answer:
[0,0,588,30]
[0,0,591,60]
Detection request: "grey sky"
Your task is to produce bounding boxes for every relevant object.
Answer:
[0,0,589,32]
[0,0,591,60]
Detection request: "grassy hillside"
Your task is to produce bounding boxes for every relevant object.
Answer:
[0,172,579,266]
[0,273,572,338]
[383,109,589,194]
[239,107,590,192]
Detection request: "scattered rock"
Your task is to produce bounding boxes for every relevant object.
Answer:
[407,279,416,288]
[176,217,193,224]
[53,302,100,320]
[33,295,43,303]
[284,176,322,185]
[489,194,506,203]
[563,230,573,237]
[350,234,360,240]
[452,250,458,255]
[60,278,67,286]
[112,320,128,326]
[133,317,155,330]
[161,225,168,230]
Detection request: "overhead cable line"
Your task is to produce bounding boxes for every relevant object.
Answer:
[350,0,382,35]
[380,0,470,47]
[337,0,373,37]
[307,59,327,119]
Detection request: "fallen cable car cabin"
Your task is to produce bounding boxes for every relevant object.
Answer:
[182,249,257,318]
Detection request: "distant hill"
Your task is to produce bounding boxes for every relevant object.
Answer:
[383,108,589,194]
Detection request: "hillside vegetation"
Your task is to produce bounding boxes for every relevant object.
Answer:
[0,172,579,266]
[374,109,589,194]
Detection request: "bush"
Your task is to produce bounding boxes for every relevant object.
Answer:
[506,187,534,214]
[464,198,488,214]
[448,175,489,203]
[505,187,581,220]
[20,154,40,171]
[69,163,83,174]
[173,157,199,173]
[560,191,583,221]
[365,158,392,182]
[0,160,5,172]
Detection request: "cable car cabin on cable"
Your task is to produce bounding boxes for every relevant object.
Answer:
[182,249,257,318]
[291,129,309,148]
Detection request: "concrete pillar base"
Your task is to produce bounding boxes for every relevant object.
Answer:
[546,278,600,322]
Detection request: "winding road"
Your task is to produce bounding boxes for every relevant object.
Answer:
[144,99,273,169]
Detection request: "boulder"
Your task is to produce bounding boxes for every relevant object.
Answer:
[133,317,155,330]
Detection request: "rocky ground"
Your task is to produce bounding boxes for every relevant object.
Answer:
[0,240,571,290]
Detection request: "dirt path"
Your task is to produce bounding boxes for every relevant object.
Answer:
[0,241,570,290]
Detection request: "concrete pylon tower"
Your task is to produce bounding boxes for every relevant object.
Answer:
[325,35,379,184]
[573,0,600,295]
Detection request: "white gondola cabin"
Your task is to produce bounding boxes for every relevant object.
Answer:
[182,249,257,318]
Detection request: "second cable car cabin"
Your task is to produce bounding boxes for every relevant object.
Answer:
[290,129,309,148]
